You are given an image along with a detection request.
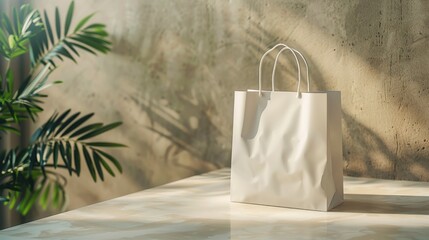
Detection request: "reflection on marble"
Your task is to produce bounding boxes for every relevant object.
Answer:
[1,169,429,239]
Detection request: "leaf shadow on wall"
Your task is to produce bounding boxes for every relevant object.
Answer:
[130,93,229,174]
[341,0,429,180]
[110,22,234,176]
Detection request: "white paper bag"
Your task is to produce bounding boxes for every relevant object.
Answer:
[230,44,343,211]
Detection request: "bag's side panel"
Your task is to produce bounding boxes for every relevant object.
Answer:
[327,91,344,210]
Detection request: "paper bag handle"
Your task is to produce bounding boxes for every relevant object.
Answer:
[258,43,310,97]
[272,47,310,95]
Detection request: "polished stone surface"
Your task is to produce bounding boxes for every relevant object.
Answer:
[1,168,429,239]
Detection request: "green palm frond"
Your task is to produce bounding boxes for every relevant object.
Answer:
[0,65,49,135]
[1,1,111,134]
[0,98,43,135]
[0,4,45,127]
[0,158,67,215]
[30,110,124,182]
[0,4,43,60]
[1,109,124,215]
[29,1,111,70]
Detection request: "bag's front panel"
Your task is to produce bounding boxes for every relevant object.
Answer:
[231,90,331,211]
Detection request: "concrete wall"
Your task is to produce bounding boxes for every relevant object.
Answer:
[16,0,429,217]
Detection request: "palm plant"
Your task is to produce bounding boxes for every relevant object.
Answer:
[0,1,124,215]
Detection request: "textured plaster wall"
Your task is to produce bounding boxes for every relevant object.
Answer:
[21,0,429,215]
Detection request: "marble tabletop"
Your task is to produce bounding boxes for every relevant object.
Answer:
[1,168,429,240]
